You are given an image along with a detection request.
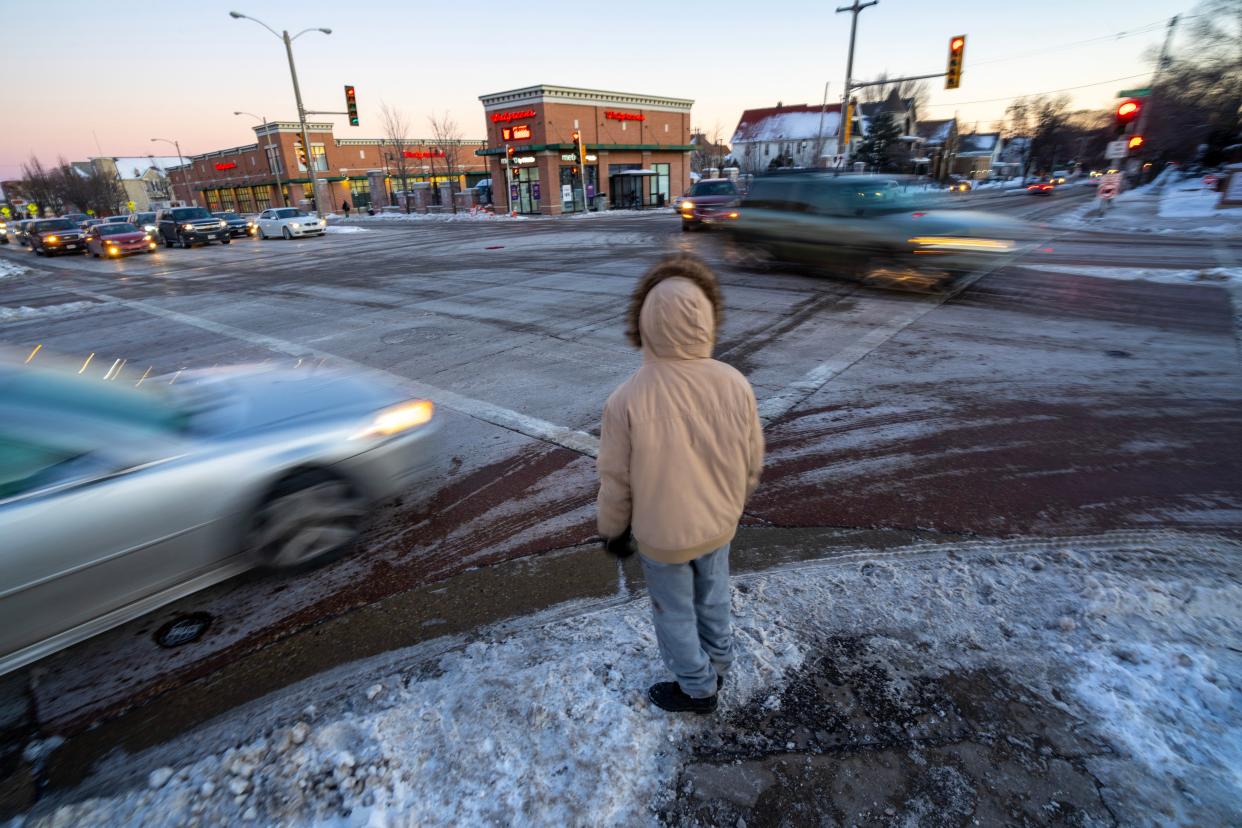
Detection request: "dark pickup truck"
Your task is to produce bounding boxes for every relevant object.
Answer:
[157,207,231,248]
[28,218,87,256]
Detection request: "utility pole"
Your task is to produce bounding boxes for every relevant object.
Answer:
[815,81,831,167]
[1135,15,1178,147]
[236,112,285,207]
[836,0,877,170]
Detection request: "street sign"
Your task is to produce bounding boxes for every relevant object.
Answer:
[1098,183,1120,200]
[1098,172,1123,200]
[0,207,9,218]
[1116,87,1151,98]
[27,203,38,215]
[127,200,136,210]
[1105,140,1129,160]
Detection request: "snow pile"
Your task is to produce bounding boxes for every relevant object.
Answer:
[349,210,522,223]
[323,226,370,235]
[0,301,97,322]
[0,257,30,279]
[19,534,1242,827]
[1159,182,1242,219]
[1032,264,1242,285]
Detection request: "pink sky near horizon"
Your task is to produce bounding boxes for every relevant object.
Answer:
[0,0,1190,178]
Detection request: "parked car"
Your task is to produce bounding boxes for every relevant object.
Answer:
[213,211,256,238]
[722,172,1029,289]
[157,206,231,248]
[256,207,325,239]
[85,222,158,257]
[0,219,8,244]
[127,211,159,236]
[0,357,440,676]
[27,218,87,256]
[677,179,741,231]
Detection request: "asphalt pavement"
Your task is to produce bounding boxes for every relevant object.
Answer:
[1,195,1240,818]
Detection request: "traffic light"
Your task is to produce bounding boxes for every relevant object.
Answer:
[1115,98,1142,134]
[506,144,515,165]
[294,141,308,168]
[945,35,966,89]
[1127,135,1145,151]
[344,85,359,127]
[571,130,587,167]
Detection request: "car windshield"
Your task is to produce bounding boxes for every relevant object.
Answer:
[103,216,127,223]
[274,208,307,218]
[33,219,74,231]
[214,212,242,220]
[135,213,156,223]
[171,208,212,221]
[98,223,139,235]
[690,180,736,197]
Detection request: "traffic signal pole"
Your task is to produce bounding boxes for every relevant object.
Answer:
[835,0,877,170]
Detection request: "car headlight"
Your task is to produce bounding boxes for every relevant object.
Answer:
[247,221,255,227]
[183,224,194,231]
[681,200,695,210]
[46,235,58,243]
[144,224,157,232]
[218,220,227,229]
[352,400,435,440]
[289,222,300,228]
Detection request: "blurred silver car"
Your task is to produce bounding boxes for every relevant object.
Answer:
[0,358,440,675]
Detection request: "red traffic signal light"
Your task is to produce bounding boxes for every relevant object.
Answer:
[1116,98,1141,123]
[945,34,966,89]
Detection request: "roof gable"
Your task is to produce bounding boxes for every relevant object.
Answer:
[732,103,843,144]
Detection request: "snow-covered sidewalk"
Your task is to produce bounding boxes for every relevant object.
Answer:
[16,533,1242,827]
[1053,176,1242,237]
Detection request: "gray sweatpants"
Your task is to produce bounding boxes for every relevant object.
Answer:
[639,544,733,698]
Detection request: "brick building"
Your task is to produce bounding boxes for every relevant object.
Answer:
[170,121,487,213]
[478,85,694,215]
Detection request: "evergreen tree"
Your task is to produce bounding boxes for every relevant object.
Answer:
[858,111,901,171]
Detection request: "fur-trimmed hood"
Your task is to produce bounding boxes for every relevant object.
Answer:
[625,254,724,360]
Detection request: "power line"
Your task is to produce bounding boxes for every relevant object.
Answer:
[969,19,1172,67]
[923,73,1151,108]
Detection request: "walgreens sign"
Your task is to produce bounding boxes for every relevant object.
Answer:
[491,109,536,124]
[605,110,645,122]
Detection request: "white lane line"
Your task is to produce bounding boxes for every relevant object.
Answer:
[67,287,601,457]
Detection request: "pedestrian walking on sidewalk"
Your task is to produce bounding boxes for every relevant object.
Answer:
[597,253,764,714]
[341,199,351,218]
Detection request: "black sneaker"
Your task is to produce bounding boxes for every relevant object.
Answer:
[648,682,718,714]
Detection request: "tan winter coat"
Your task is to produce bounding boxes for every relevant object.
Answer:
[597,264,764,564]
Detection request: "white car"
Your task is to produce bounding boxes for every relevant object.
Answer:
[256,207,325,240]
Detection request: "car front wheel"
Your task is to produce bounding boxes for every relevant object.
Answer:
[221,238,231,245]
[282,227,292,240]
[243,470,367,570]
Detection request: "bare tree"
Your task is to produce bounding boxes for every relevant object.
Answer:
[427,111,464,212]
[691,121,730,175]
[380,103,413,212]
[52,158,125,215]
[20,156,62,216]
[859,72,930,116]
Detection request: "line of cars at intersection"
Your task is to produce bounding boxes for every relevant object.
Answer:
[1,206,325,258]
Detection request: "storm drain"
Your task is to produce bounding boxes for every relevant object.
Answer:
[154,613,213,648]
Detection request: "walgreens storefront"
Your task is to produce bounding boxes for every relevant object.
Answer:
[478,85,694,215]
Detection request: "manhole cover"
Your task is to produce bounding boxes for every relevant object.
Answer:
[154,613,213,648]
[1104,350,1132,358]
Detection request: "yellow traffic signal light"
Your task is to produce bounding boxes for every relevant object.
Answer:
[945,35,966,89]
[1127,135,1144,150]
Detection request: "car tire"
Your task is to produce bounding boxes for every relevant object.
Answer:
[282,227,292,240]
[243,469,367,570]
[163,237,174,248]
[179,237,191,249]
[221,238,231,245]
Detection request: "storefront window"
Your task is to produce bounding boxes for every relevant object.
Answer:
[265,145,283,175]
[310,145,328,173]
[558,165,586,213]
[651,163,670,207]
[348,179,371,208]
[253,186,273,211]
[219,189,236,211]
[511,167,540,214]
[205,190,222,211]
[236,187,255,214]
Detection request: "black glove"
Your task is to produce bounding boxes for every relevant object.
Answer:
[603,526,635,559]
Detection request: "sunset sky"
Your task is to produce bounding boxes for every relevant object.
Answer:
[0,0,1191,177]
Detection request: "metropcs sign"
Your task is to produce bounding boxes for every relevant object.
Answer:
[491,109,536,123]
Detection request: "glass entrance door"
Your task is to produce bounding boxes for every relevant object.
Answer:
[514,167,540,214]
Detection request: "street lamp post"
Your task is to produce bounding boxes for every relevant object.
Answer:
[150,137,188,206]
[229,11,331,218]
[235,111,287,206]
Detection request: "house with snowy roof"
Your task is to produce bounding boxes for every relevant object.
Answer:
[88,156,183,211]
[730,103,846,173]
[995,136,1030,178]
[915,118,958,181]
[951,133,1003,180]
[856,90,922,173]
